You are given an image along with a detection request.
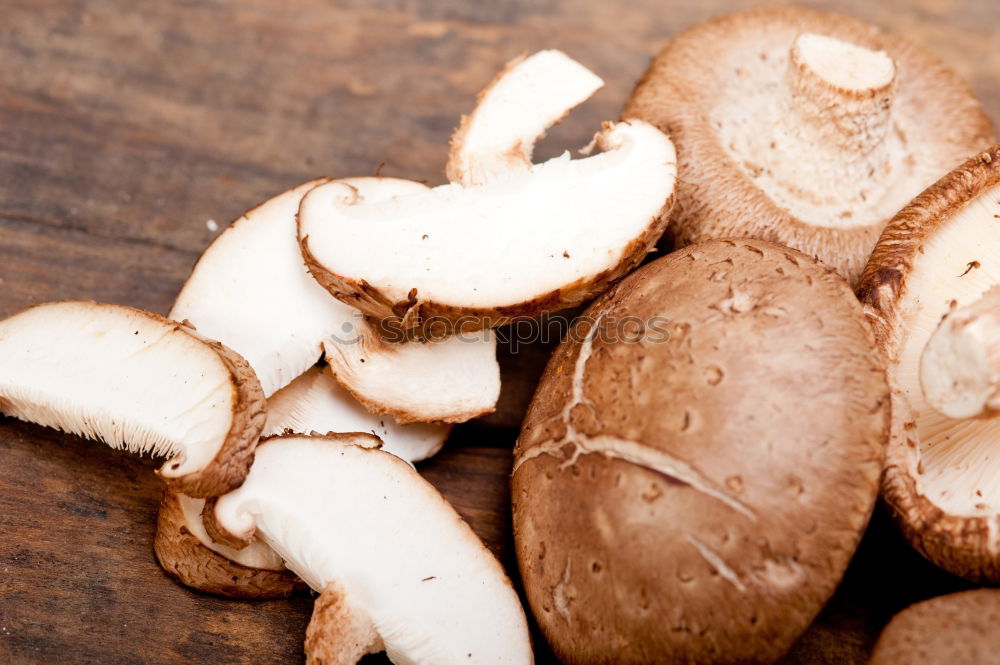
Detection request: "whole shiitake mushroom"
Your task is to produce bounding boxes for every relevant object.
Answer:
[512,238,890,664]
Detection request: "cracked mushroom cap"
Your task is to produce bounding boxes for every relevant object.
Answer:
[211,434,532,665]
[447,49,604,186]
[299,120,676,334]
[155,368,449,598]
[0,301,265,497]
[512,239,889,664]
[171,176,499,423]
[869,589,1000,665]
[623,6,995,284]
[857,145,1000,582]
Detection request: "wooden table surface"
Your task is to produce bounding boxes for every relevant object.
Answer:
[1,1,998,663]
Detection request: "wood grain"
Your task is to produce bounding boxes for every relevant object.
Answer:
[1,1,997,663]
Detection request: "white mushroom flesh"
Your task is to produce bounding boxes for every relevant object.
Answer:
[213,435,533,665]
[892,183,1000,516]
[178,493,286,570]
[299,120,676,311]
[447,49,604,186]
[0,302,235,477]
[264,366,449,463]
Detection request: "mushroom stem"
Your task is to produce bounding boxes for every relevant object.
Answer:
[921,286,1000,420]
[787,33,896,155]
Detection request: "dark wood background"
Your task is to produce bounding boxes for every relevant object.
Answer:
[1,1,997,663]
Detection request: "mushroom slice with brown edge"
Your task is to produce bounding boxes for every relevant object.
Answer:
[624,6,995,284]
[0,301,265,497]
[154,488,302,599]
[921,285,1000,420]
[446,49,604,186]
[299,120,676,334]
[857,144,1000,582]
[209,434,533,665]
[155,368,449,598]
[171,176,500,423]
[869,590,1000,665]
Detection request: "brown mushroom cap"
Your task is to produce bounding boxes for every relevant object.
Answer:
[154,488,303,599]
[869,589,1000,665]
[623,6,995,284]
[512,238,889,665]
[857,145,1000,582]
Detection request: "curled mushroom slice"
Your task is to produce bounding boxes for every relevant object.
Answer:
[0,301,265,497]
[264,365,450,462]
[300,120,676,334]
[154,488,301,599]
[921,286,1000,420]
[624,6,995,284]
[155,368,450,597]
[171,176,499,422]
[210,434,533,665]
[447,49,604,186]
[857,144,1000,581]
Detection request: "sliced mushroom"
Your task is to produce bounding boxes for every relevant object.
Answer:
[264,365,450,462]
[447,49,604,186]
[155,367,450,597]
[171,176,499,422]
[154,488,301,599]
[299,120,676,334]
[921,286,1000,420]
[857,145,1000,581]
[869,590,1000,665]
[513,239,888,664]
[0,301,264,497]
[624,6,995,284]
[210,434,532,665]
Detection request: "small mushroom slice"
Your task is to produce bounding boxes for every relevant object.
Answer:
[857,145,1000,581]
[171,176,499,422]
[624,6,995,284]
[154,488,301,599]
[921,286,1000,420]
[211,434,533,665]
[155,368,450,597]
[0,301,264,497]
[447,49,604,186]
[264,365,450,462]
[869,590,1000,665]
[299,120,676,334]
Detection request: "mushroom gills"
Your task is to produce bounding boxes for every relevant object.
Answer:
[171,176,500,423]
[212,434,533,665]
[891,182,1000,516]
[447,49,604,186]
[0,301,265,497]
[299,120,676,329]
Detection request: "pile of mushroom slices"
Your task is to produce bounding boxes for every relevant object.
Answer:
[0,49,678,665]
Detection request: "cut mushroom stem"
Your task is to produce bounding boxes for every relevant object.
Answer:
[447,49,604,186]
[0,301,265,497]
[780,32,896,204]
[921,286,1000,419]
[210,434,533,665]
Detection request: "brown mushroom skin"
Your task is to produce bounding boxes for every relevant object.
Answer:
[869,590,1000,665]
[857,145,1000,583]
[513,239,889,665]
[623,7,995,285]
[153,489,303,599]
